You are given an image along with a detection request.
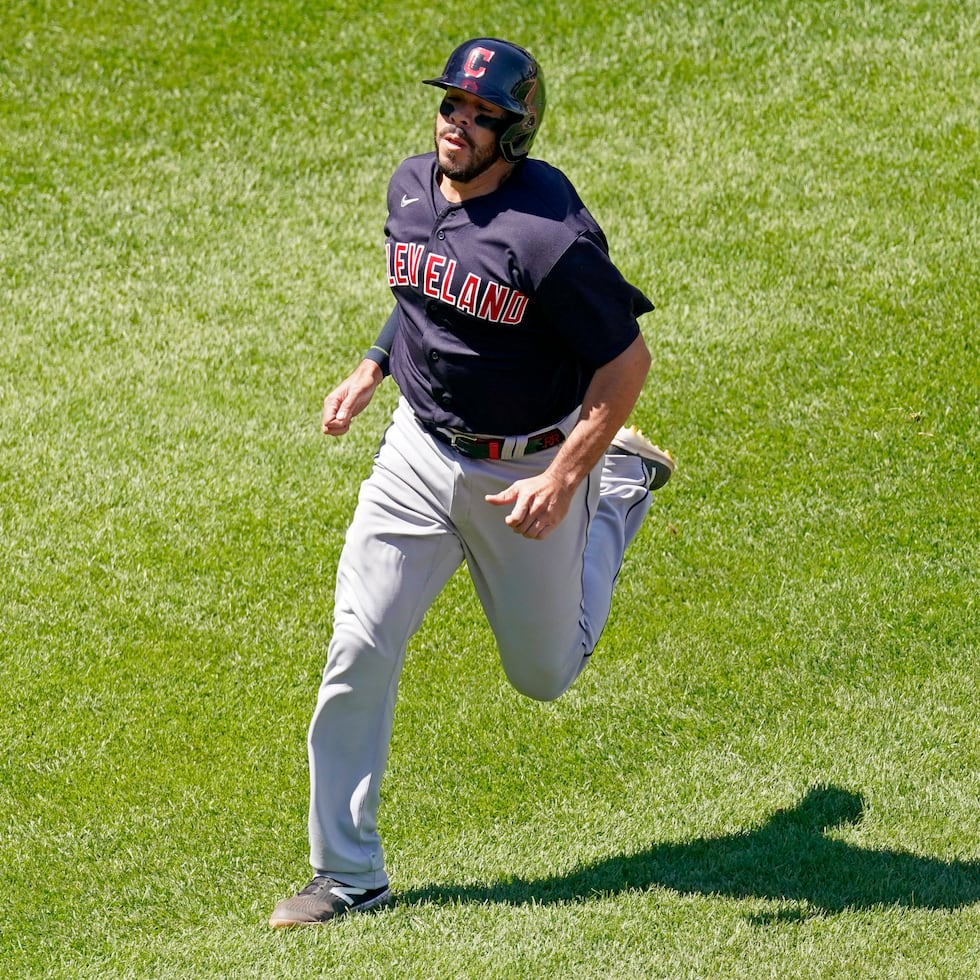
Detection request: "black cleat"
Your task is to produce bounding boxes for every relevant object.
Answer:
[609,425,675,491]
[269,876,392,928]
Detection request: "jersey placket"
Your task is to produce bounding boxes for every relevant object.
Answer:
[420,205,465,415]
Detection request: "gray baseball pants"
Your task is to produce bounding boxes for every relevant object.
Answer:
[306,397,652,887]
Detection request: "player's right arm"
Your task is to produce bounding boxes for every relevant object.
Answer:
[322,359,385,436]
[322,308,398,436]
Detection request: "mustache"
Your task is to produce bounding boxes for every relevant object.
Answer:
[437,124,473,148]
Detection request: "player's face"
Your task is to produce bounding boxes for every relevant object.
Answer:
[434,88,509,183]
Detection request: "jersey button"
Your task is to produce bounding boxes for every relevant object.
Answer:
[426,303,449,326]
[436,230,446,240]
[439,393,453,407]
[429,350,440,362]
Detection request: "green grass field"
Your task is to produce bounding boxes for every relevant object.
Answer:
[2,1,978,976]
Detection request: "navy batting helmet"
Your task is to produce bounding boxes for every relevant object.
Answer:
[423,37,546,163]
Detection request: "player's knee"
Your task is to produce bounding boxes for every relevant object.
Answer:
[500,655,583,702]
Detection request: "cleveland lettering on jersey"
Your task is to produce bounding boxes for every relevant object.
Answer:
[386,240,529,325]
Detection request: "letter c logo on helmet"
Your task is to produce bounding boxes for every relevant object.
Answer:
[463,47,495,79]
[423,37,546,163]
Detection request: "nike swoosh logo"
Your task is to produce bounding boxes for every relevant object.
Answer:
[400,194,420,208]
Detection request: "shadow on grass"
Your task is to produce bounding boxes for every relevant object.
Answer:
[400,786,980,916]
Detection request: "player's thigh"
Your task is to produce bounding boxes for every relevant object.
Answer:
[465,473,596,687]
[334,457,464,648]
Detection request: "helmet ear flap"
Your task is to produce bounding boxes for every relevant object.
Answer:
[497,74,543,162]
[498,116,535,163]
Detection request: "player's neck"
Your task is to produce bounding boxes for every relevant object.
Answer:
[438,158,515,204]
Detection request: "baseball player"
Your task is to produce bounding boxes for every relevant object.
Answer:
[270,37,674,927]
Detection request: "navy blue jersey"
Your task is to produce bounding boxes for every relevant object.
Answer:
[383,153,653,435]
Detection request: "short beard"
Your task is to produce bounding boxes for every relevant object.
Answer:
[434,126,502,183]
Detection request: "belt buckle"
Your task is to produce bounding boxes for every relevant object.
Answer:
[451,431,500,459]
[446,431,486,458]
[449,431,479,450]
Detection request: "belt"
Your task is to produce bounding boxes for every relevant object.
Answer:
[422,420,566,460]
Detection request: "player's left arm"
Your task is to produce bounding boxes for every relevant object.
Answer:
[485,333,651,539]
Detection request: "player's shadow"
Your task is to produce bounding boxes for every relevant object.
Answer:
[400,785,980,917]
